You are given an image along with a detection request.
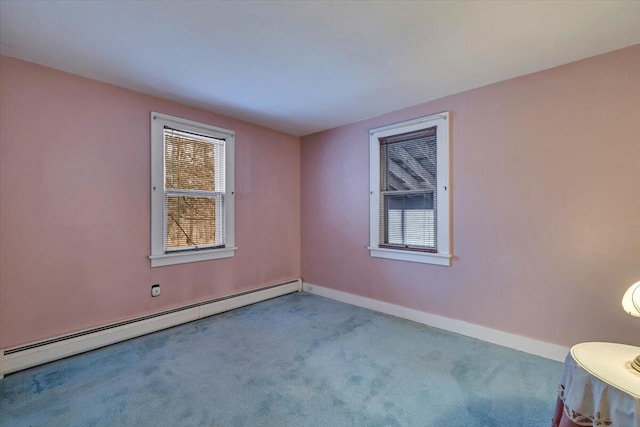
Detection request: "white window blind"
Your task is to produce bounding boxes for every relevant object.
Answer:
[164,128,226,252]
[379,127,437,252]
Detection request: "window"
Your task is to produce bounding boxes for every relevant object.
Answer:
[369,112,450,266]
[149,112,235,267]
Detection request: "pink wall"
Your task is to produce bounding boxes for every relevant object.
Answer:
[301,45,640,348]
[0,56,300,349]
[1,46,638,352]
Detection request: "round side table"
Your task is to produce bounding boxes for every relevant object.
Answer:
[552,342,640,427]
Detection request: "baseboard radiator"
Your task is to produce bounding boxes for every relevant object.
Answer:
[0,279,302,378]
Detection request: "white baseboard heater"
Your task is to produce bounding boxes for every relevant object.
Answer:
[0,279,302,378]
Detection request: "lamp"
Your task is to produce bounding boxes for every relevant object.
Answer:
[621,280,640,372]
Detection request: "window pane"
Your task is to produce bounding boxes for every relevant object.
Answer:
[165,195,224,250]
[379,126,438,251]
[164,129,224,192]
[383,193,436,250]
[380,127,437,192]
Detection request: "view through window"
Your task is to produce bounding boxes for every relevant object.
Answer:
[164,128,226,251]
[380,127,437,251]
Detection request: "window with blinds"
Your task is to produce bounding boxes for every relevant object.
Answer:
[368,112,450,266]
[164,128,226,252]
[150,112,235,267]
[379,127,437,252]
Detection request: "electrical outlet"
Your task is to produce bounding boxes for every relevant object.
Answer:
[151,284,161,297]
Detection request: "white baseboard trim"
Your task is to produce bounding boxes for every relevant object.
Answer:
[302,282,569,362]
[0,279,302,378]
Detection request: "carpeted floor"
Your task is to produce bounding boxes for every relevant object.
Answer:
[0,292,563,426]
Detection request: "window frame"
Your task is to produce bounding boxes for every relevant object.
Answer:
[149,112,235,267]
[368,112,451,266]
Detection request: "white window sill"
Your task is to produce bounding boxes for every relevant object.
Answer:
[149,247,236,267]
[368,247,451,266]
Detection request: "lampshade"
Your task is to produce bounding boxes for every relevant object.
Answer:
[622,281,640,317]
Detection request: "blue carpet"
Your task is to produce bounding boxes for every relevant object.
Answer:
[0,292,562,426]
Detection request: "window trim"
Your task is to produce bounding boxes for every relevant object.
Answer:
[149,112,235,267]
[368,112,451,266]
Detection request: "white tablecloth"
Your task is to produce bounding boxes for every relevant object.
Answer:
[557,351,640,427]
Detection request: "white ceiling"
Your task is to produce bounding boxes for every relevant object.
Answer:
[1,1,639,136]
